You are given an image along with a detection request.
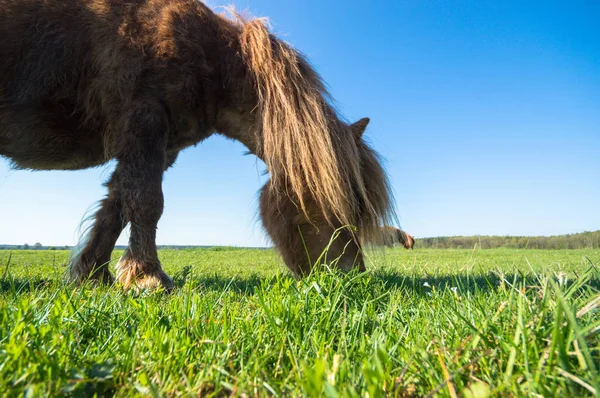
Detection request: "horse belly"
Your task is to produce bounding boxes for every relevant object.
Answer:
[0,0,114,170]
[0,104,109,171]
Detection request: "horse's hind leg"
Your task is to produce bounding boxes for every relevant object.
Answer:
[68,179,124,285]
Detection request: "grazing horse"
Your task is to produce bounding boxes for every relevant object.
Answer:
[0,0,399,291]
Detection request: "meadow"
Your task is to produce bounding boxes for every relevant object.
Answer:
[0,247,599,397]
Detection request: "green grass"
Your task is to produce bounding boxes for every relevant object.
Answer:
[1,248,599,397]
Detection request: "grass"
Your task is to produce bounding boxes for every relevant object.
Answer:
[0,247,599,396]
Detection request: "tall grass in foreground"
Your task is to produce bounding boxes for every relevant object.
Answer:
[0,248,599,396]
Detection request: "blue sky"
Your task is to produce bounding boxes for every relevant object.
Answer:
[1,0,599,247]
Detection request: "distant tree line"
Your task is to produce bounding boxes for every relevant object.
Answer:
[2,231,599,251]
[417,231,600,250]
[0,243,67,250]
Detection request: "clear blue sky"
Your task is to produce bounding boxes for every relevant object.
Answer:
[1,0,598,247]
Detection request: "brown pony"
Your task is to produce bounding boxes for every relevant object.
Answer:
[0,0,399,291]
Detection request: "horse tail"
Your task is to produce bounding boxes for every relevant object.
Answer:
[396,228,415,249]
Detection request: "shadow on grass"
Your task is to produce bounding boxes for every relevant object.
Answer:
[373,271,600,295]
[0,278,58,294]
[178,274,270,294]
[170,264,267,293]
[2,268,599,296]
[175,268,600,297]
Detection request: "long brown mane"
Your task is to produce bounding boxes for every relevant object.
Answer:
[235,15,397,241]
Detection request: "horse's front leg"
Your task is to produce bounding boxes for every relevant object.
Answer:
[68,149,179,287]
[112,105,173,292]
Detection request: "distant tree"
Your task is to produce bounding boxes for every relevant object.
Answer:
[34,242,42,249]
[23,243,30,250]
[49,246,56,251]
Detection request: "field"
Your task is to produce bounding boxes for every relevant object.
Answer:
[1,248,599,397]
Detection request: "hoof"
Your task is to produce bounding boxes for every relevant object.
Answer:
[128,271,174,293]
[115,255,173,293]
[68,264,114,286]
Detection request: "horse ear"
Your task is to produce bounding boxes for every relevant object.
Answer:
[350,117,370,139]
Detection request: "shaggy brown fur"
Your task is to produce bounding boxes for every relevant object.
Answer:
[0,0,400,289]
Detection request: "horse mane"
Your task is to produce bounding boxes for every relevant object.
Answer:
[234,14,397,241]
